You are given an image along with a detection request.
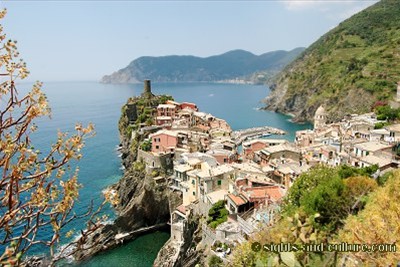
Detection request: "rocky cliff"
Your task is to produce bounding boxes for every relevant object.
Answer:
[73,89,176,262]
[264,0,400,123]
[153,214,204,267]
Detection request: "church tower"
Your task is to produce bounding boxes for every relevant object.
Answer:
[314,105,326,130]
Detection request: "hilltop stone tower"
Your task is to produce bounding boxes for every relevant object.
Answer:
[142,79,154,99]
[314,105,327,130]
[396,82,400,102]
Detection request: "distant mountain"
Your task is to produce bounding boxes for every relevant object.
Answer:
[100,48,305,84]
[264,0,400,122]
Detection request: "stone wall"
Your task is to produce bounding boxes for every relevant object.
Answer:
[137,149,174,173]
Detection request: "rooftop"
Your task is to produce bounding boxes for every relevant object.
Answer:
[261,143,300,155]
[354,141,392,152]
[206,189,228,205]
[174,164,193,173]
[226,193,248,206]
[359,154,392,167]
[156,116,172,120]
[158,104,176,109]
[149,129,179,138]
[211,164,234,176]
[175,204,188,216]
[231,162,263,174]
[243,186,285,202]
[386,124,400,132]
[370,129,390,135]
[243,138,287,147]
[206,149,234,157]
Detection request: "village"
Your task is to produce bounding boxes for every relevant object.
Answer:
[126,81,400,263]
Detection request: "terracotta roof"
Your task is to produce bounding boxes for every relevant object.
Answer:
[175,204,187,215]
[244,186,285,202]
[227,193,247,206]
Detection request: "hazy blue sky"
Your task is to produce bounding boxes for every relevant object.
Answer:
[1,1,378,82]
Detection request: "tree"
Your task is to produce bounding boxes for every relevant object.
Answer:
[0,9,109,265]
[338,171,400,265]
[207,200,228,229]
[286,166,337,207]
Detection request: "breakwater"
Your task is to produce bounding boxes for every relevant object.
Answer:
[232,126,286,145]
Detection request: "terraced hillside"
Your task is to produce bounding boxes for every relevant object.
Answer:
[265,0,400,122]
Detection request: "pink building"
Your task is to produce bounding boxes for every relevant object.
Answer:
[206,149,237,164]
[243,140,267,159]
[156,116,173,126]
[180,102,198,111]
[157,104,177,118]
[150,130,178,153]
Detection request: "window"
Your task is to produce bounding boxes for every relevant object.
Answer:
[230,204,235,212]
[218,180,222,186]
[155,145,159,149]
[192,179,195,185]
[192,191,196,196]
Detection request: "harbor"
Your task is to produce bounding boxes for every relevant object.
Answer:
[232,126,286,145]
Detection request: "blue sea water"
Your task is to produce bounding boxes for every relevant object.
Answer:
[15,81,311,266]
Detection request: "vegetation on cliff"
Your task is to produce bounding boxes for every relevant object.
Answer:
[265,0,400,122]
[230,166,399,266]
[71,87,179,262]
[101,48,304,84]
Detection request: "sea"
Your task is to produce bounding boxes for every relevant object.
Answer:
[16,81,311,266]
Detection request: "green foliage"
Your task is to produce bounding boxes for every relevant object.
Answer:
[286,166,336,207]
[230,167,380,266]
[145,117,153,126]
[338,170,400,265]
[374,121,388,129]
[286,166,379,230]
[375,105,400,121]
[207,200,228,229]
[208,255,223,267]
[140,139,152,152]
[106,49,304,84]
[300,176,346,227]
[377,170,393,186]
[150,170,159,177]
[158,95,174,104]
[269,0,400,121]
[338,164,378,179]
[132,161,145,172]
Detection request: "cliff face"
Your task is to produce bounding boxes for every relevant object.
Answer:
[264,0,400,123]
[74,92,173,261]
[153,214,203,267]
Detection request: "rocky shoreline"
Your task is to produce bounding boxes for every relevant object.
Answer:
[72,86,180,263]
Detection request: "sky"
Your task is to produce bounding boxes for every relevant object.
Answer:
[0,0,378,82]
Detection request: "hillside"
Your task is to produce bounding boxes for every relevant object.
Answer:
[100,48,304,84]
[264,0,400,122]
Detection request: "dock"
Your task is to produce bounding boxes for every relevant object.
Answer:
[232,126,286,145]
[114,223,167,244]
